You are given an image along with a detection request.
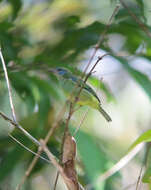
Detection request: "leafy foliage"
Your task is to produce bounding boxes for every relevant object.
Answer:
[0,0,151,189]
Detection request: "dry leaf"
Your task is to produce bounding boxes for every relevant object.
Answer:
[62,134,79,190]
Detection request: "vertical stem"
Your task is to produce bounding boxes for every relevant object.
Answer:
[0,48,17,122]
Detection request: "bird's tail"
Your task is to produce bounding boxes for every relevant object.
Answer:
[99,106,112,122]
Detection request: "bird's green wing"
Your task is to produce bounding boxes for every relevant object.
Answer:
[83,83,101,103]
[61,71,101,103]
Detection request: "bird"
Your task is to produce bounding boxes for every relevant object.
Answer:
[50,67,112,122]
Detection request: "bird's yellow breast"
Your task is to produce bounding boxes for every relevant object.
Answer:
[60,78,99,109]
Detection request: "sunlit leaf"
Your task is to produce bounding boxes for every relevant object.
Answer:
[129,130,151,151]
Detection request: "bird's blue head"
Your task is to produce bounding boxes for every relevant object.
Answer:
[54,67,68,76]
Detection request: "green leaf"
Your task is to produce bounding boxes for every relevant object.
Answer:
[0,21,14,31]
[54,15,80,29]
[129,130,151,151]
[74,129,109,189]
[50,21,106,64]
[117,58,151,100]
[0,136,14,151]
[127,69,151,99]
[9,72,36,113]
[136,0,146,22]
[7,0,22,20]
[30,77,52,133]
[0,145,24,181]
[66,15,80,26]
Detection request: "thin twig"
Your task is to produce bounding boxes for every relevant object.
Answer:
[53,171,60,190]
[98,143,144,182]
[0,111,41,146]
[73,55,106,111]
[119,0,151,38]
[0,48,17,122]
[73,108,89,136]
[9,134,50,163]
[135,166,143,190]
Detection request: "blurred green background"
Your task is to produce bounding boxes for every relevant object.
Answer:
[0,0,151,189]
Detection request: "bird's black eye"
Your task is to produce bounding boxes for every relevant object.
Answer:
[56,68,64,72]
[57,68,63,72]
[56,68,67,75]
